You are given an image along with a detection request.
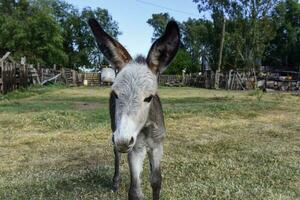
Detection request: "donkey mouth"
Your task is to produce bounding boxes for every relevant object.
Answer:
[116,142,135,153]
[113,135,135,153]
[117,146,133,153]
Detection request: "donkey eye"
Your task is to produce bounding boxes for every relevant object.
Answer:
[144,95,153,103]
[112,91,118,99]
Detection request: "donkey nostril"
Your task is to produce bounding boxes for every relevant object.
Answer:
[129,137,134,146]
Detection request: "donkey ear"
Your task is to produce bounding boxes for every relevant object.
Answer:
[146,21,180,74]
[88,18,132,70]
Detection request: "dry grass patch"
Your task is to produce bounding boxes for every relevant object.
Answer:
[0,86,299,199]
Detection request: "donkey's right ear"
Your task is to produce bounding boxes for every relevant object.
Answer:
[146,21,180,74]
[88,18,132,70]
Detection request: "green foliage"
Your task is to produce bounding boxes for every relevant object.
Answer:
[194,0,279,70]
[0,0,120,69]
[147,13,173,41]
[148,1,299,71]
[264,0,300,68]
[0,0,68,66]
[182,18,213,64]
[165,49,199,74]
[150,0,300,72]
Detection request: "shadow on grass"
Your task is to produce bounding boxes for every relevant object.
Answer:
[55,166,112,191]
[162,96,278,118]
[0,97,109,113]
[0,101,73,113]
[1,165,115,199]
[35,96,110,103]
[161,96,235,104]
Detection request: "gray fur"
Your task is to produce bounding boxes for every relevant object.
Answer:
[89,18,180,200]
[110,63,165,200]
[110,92,165,200]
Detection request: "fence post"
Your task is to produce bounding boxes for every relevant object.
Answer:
[72,70,77,85]
[182,70,185,85]
[252,68,257,89]
[0,60,2,93]
[297,66,300,89]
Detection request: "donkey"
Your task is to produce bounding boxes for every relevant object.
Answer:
[88,18,180,200]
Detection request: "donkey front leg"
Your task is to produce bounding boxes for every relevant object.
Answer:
[148,144,163,200]
[128,147,146,200]
[113,146,121,192]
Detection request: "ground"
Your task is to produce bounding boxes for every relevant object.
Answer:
[0,85,299,200]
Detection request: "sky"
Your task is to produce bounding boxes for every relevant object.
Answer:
[66,0,203,57]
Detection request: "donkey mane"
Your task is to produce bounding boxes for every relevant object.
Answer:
[134,55,147,65]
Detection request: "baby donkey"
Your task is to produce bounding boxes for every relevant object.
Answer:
[88,18,180,200]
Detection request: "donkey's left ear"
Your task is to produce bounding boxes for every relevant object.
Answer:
[147,21,180,74]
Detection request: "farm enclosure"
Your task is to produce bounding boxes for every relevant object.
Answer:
[0,86,299,199]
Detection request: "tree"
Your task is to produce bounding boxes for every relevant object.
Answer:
[0,0,121,69]
[182,18,212,64]
[147,13,173,41]
[193,0,232,88]
[165,49,199,75]
[0,0,16,15]
[193,0,278,70]
[0,0,67,66]
[35,0,121,69]
[264,0,300,68]
[236,0,278,69]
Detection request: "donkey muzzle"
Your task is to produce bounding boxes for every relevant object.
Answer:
[113,136,135,153]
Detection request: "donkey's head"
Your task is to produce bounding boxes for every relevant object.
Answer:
[89,19,180,153]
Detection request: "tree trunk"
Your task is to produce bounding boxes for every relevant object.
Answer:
[215,17,226,89]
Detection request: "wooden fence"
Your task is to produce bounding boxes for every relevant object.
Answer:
[159,74,183,86]
[80,73,101,86]
[0,52,85,94]
[160,72,225,89]
[259,70,300,91]
[0,52,28,94]
[33,67,81,86]
[2,50,298,93]
[160,69,300,91]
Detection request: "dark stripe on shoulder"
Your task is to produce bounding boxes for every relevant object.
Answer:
[109,91,116,132]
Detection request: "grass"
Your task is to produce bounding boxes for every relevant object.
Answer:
[0,86,299,199]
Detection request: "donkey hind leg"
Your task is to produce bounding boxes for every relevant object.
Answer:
[128,147,146,200]
[148,144,163,200]
[112,146,121,192]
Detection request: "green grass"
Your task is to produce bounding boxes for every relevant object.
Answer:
[0,86,299,199]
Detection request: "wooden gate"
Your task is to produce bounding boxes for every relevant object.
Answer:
[0,52,28,94]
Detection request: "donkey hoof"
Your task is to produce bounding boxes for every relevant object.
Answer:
[128,190,144,200]
[111,188,118,193]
